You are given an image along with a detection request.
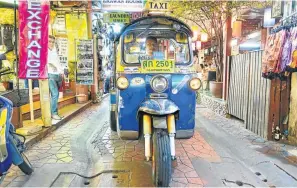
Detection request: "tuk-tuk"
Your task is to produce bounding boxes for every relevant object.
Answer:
[109,15,201,187]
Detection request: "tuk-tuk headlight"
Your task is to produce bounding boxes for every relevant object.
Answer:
[188,78,202,90]
[151,75,168,93]
[116,76,129,90]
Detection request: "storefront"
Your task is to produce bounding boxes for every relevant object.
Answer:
[0,1,102,133]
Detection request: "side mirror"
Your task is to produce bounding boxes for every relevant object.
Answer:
[176,33,188,44]
[124,33,134,43]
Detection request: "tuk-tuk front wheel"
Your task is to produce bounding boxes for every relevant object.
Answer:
[152,128,172,187]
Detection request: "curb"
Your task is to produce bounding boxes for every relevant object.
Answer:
[25,101,92,149]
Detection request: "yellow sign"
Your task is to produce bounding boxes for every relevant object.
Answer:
[130,46,140,53]
[141,60,175,73]
[145,1,169,11]
[103,12,130,23]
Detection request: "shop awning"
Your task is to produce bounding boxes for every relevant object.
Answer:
[0,0,18,8]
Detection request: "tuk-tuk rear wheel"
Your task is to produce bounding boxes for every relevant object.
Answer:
[110,111,117,132]
[152,129,172,187]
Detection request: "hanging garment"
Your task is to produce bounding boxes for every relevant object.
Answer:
[278,30,291,74]
[286,27,297,72]
[262,30,287,79]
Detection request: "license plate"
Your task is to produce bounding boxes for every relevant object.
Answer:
[141,60,175,73]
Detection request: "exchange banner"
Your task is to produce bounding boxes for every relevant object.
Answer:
[75,39,94,85]
[18,0,50,79]
[141,60,175,73]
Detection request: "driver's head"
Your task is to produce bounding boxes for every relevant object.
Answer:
[145,37,157,56]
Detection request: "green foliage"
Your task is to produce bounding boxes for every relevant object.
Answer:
[168,0,271,82]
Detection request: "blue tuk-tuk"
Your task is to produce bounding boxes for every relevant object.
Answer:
[109,15,201,186]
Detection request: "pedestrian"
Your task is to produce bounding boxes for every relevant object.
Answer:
[48,35,64,120]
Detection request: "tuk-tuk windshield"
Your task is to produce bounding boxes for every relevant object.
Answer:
[123,30,191,64]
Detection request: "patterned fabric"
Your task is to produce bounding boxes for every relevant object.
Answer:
[278,31,291,73]
[262,27,297,79]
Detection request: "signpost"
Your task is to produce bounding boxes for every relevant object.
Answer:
[75,39,94,85]
[18,0,51,131]
[18,0,50,79]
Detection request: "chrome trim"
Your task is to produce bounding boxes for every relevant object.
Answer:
[150,75,168,93]
[149,93,168,99]
[152,116,167,129]
[138,99,179,116]
[110,104,117,111]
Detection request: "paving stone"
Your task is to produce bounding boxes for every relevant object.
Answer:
[169,181,187,187]
[185,170,199,178]
[187,178,203,185]
[172,169,186,178]
[172,177,189,184]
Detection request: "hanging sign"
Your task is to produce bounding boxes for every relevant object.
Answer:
[18,0,50,79]
[272,0,283,18]
[53,14,66,34]
[103,12,130,23]
[102,0,144,12]
[56,37,69,83]
[145,1,170,11]
[76,39,94,85]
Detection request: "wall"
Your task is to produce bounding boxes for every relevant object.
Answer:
[289,73,297,144]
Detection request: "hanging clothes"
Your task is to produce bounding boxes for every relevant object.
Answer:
[278,30,291,74]
[286,27,297,72]
[262,29,287,79]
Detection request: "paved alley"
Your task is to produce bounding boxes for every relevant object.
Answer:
[2,98,297,187]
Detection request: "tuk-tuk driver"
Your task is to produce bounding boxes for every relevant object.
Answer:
[138,36,158,61]
[145,36,158,57]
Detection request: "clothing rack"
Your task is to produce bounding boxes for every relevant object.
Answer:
[270,12,297,34]
[280,11,297,22]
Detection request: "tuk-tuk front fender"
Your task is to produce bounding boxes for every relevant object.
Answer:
[138,99,179,117]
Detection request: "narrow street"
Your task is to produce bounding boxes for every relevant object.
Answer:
[2,97,297,187]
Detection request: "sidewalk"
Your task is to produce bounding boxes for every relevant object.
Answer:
[197,104,297,164]
[2,97,297,187]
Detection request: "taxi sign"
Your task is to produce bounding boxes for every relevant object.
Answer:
[141,60,175,73]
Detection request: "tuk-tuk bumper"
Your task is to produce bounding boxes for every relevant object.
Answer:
[137,99,194,138]
[138,99,179,116]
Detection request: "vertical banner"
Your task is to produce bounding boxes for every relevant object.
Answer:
[76,39,94,85]
[56,37,69,83]
[18,0,50,79]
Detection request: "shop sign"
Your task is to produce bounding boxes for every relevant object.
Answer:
[130,12,144,21]
[231,45,239,56]
[103,12,130,23]
[102,0,144,12]
[56,37,69,83]
[76,39,94,85]
[18,0,50,79]
[54,15,66,34]
[272,0,283,18]
[145,1,169,11]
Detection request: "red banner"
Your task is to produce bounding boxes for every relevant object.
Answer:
[18,0,50,79]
